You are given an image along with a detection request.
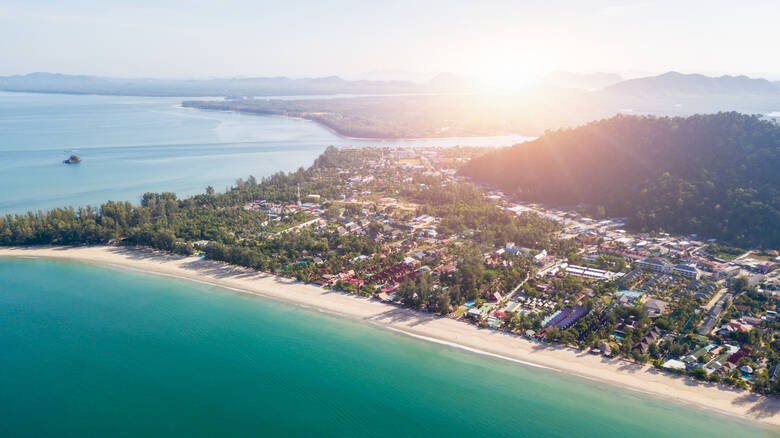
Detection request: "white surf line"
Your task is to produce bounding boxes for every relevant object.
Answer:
[385,326,554,371]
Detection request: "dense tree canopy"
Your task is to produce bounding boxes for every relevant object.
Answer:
[460,112,780,247]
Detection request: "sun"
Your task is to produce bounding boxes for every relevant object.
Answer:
[477,63,536,95]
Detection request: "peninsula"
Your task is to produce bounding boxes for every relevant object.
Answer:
[180,71,780,139]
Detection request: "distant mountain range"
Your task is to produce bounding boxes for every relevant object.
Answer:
[3,71,780,138]
[605,71,779,96]
[2,71,779,106]
[593,72,780,116]
[0,72,469,97]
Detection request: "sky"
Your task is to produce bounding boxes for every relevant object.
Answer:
[1,0,778,81]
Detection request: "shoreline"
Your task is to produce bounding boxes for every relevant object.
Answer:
[180,104,532,142]
[2,245,780,429]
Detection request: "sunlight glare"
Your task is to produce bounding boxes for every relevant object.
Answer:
[477,62,536,95]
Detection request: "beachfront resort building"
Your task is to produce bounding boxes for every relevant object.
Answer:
[636,258,700,279]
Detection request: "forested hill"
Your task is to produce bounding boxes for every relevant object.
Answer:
[459,112,780,248]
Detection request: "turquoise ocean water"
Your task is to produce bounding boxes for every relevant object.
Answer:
[0,258,775,437]
[0,91,528,215]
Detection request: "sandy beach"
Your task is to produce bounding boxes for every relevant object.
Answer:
[2,245,780,428]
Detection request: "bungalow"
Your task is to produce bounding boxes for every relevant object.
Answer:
[615,290,642,307]
[467,307,484,319]
[726,347,751,365]
[377,292,396,302]
[504,243,521,256]
[770,365,780,383]
[486,316,502,328]
[686,279,705,290]
[613,317,638,336]
[533,250,548,263]
[620,269,642,288]
[468,304,494,320]
[683,345,713,364]
[692,291,711,301]
[644,298,669,318]
[633,326,662,355]
[663,359,687,371]
[434,263,457,275]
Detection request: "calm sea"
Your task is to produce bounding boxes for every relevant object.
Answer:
[0,257,774,437]
[0,91,530,215]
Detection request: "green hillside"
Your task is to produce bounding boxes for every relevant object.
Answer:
[460,112,780,247]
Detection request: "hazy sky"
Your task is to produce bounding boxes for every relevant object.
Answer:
[1,0,778,80]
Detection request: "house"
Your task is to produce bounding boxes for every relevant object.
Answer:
[486,316,502,328]
[616,294,634,307]
[613,317,638,336]
[683,345,713,364]
[434,263,456,275]
[770,365,780,383]
[726,347,751,365]
[620,269,642,288]
[633,326,662,355]
[376,292,396,302]
[533,249,548,263]
[643,298,669,318]
[686,279,705,290]
[615,290,642,307]
[663,359,687,370]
